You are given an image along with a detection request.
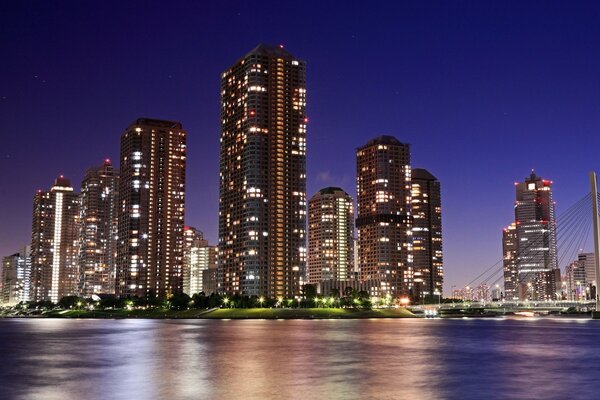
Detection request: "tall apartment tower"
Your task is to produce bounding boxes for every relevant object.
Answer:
[356,136,413,300]
[30,176,80,303]
[219,44,307,298]
[411,168,443,300]
[307,187,354,284]
[502,222,518,300]
[116,118,187,299]
[511,171,559,300]
[78,159,119,296]
[1,245,31,305]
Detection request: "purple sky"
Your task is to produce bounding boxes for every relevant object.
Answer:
[1,1,599,294]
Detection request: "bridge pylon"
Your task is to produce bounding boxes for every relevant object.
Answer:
[589,172,600,318]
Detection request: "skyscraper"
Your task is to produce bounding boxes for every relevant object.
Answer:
[116,118,187,299]
[510,171,559,301]
[502,222,518,300]
[356,136,413,300]
[411,168,443,300]
[183,226,217,295]
[307,187,354,284]
[219,44,307,298]
[30,176,80,303]
[78,159,119,296]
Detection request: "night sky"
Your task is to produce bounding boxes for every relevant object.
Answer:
[1,1,599,293]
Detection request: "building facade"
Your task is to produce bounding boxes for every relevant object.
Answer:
[183,226,218,295]
[78,159,119,296]
[218,44,307,298]
[116,118,187,299]
[307,187,354,284]
[356,136,413,300]
[30,177,80,303]
[1,246,31,305]
[411,168,443,300]
[509,171,560,301]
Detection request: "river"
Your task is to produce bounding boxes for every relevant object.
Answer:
[1,317,599,399]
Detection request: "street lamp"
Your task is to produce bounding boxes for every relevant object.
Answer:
[258,296,265,307]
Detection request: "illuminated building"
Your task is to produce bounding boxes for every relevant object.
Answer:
[116,118,187,299]
[30,176,80,303]
[307,187,354,284]
[474,283,490,302]
[565,253,596,300]
[183,226,217,295]
[579,252,597,289]
[511,171,560,301]
[1,246,31,305]
[78,159,119,296]
[356,136,413,300]
[502,222,518,300]
[218,44,307,298]
[411,168,443,300]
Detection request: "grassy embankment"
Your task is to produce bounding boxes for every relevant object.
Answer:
[16,307,415,319]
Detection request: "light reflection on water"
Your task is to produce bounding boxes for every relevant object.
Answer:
[1,318,600,399]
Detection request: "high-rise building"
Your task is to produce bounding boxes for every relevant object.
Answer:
[356,136,413,300]
[411,168,443,300]
[183,226,218,295]
[218,44,307,298]
[502,222,518,300]
[307,187,354,284]
[1,246,31,305]
[579,252,597,289]
[31,176,80,303]
[116,118,187,299]
[565,259,587,300]
[183,226,205,295]
[509,171,560,301]
[78,159,119,296]
[202,261,219,295]
[565,253,596,301]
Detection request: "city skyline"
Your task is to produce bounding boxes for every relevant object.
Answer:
[2,2,600,294]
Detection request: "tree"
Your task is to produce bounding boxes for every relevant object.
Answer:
[170,293,192,310]
[58,296,83,309]
[303,284,317,299]
[344,286,355,298]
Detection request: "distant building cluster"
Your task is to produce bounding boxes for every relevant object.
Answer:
[453,283,504,303]
[564,253,596,301]
[0,45,444,306]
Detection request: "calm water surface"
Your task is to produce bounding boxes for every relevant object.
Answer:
[1,317,599,399]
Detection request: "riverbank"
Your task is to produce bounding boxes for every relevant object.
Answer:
[1,307,415,319]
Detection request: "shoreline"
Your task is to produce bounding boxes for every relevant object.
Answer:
[0,307,416,320]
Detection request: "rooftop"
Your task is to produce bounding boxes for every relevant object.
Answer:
[318,187,346,195]
[412,168,438,181]
[244,43,296,60]
[360,135,405,148]
[131,118,183,130]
